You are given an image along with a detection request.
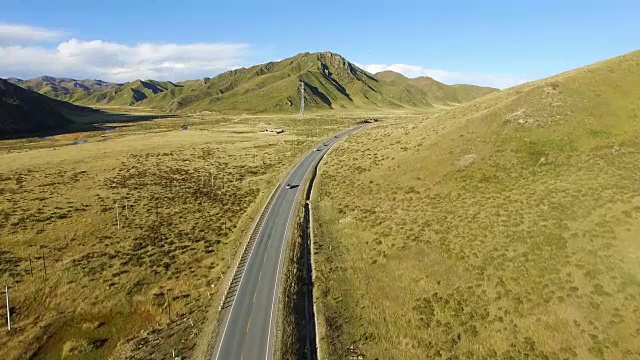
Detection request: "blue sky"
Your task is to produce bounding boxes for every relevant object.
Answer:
[1,0,639,88]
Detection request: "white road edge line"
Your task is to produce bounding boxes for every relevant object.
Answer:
[265,174,302,360]
[264,135,348,359]
[213,183,284,360]
[214,140,318,360]
[214,126,360,360]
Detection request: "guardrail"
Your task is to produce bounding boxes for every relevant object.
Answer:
[218,182,281,310]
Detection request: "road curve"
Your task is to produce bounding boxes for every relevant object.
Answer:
[212,125,365,360]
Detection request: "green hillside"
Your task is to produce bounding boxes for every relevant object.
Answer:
[313,49,640,359]
[6,77,180,107]
[8,52,497,113]
[8,76,118,103]
[0,78,91,136]
[374,70,496,107]
[78,79,181,106]
[148,52,497,113]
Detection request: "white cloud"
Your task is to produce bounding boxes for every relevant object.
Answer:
[0,26,250,82]
[0,23,66,45]
[0,23,524,88]
[356,63,528,89]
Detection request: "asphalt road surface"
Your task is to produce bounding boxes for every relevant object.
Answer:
[212,125,365,360]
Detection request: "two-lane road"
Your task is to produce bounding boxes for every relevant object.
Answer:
[212,125,365,360]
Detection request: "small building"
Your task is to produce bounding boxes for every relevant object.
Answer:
[262,128,284,134]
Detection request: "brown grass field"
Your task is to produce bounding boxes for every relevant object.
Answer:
[0,107,366,359]
[313,51,640,359]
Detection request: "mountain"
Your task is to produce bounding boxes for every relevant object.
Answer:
[0,78,91,136]
[373,70,496,107]
[311,50,640,358]
[7,76,119,103]
[8,52,498,113]
[148,52,497,113]
[78,79,181,106]
[7,76,182,107]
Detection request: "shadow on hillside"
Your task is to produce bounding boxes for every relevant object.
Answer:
[305,83,333,107]
[0,108,178,140]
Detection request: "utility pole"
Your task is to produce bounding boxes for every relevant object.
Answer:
[167,289,172,321]
[299,80,305,118]
[116,202,120,229]
[4,286,9,331]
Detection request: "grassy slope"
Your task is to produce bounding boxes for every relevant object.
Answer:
[153,52,380,113]
[7,76,118,103]
[8,53,497,114]
[314,50,640,359]
[7,77,182,107]
[77,80,180,106]
[0,78,91,136]
[160,52,497,114]
[375,70,497,107]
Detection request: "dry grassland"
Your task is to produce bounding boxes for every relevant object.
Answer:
[0,108,357,359]
[313,51,640,359]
